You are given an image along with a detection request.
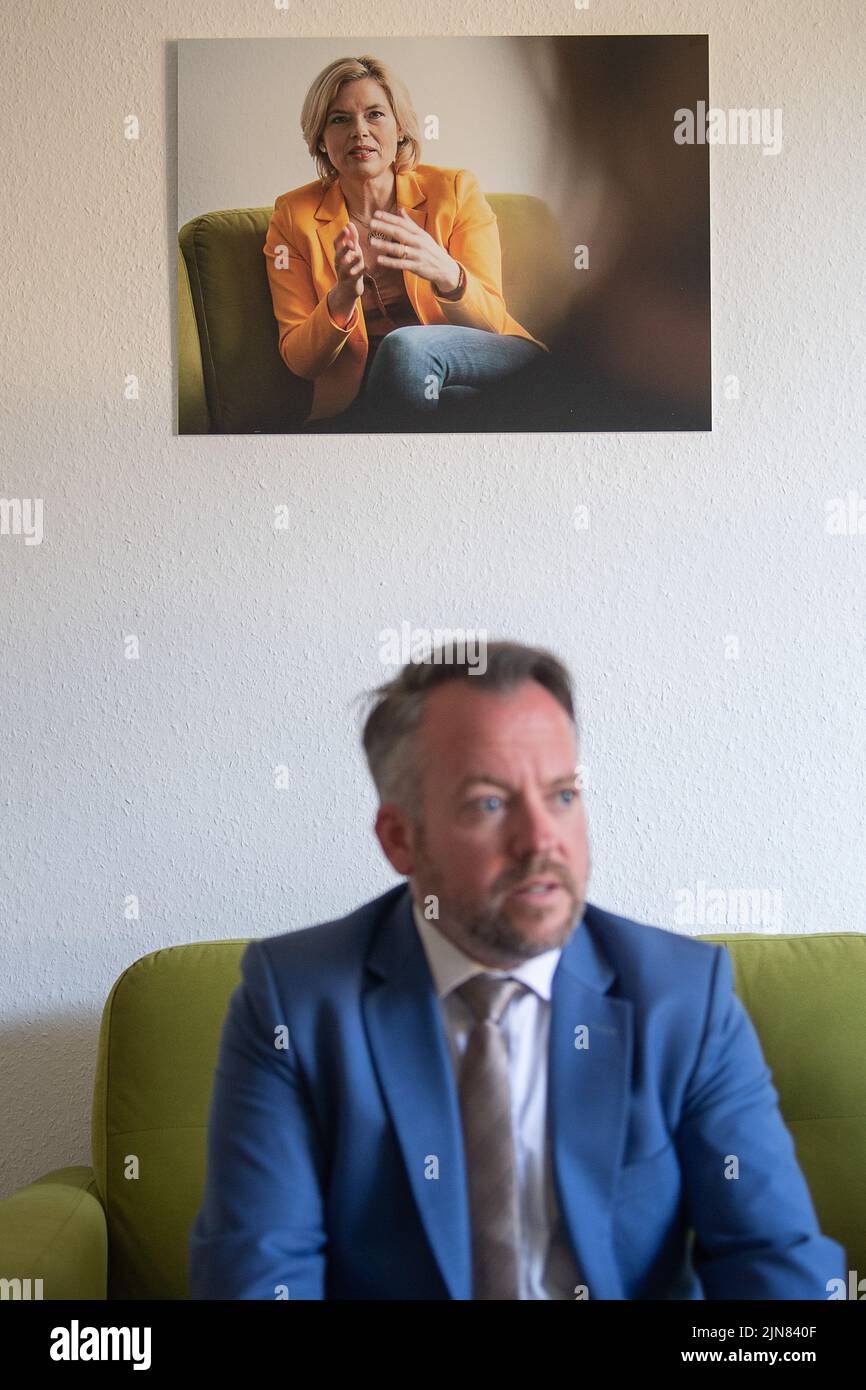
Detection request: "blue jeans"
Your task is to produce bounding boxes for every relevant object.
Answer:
[356,324,546,429]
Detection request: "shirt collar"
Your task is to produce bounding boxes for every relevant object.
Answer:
[411,897,563,1003]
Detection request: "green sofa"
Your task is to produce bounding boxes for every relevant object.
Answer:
[177,193,571,434]
[0,931,863,1299]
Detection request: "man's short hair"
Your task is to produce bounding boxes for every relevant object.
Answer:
[360,639,578,818]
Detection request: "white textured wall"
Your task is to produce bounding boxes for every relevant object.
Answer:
[0,3,864,1199]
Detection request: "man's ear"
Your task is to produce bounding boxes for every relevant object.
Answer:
[374,802,417,876]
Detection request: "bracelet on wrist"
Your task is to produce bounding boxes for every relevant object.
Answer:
[435,262,466,300]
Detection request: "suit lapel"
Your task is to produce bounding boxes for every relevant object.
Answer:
[363,886,472,1300]
[314,167,429,317]
[549,909,633,1299]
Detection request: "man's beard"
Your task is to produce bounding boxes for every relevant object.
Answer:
[412,827,585,965]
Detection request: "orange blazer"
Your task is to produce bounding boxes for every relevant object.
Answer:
[263,163,548,422]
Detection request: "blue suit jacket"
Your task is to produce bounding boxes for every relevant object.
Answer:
[188,882,846,1299]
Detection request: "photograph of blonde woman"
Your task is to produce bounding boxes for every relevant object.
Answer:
[177,37,710,435]
[262,54,549,432]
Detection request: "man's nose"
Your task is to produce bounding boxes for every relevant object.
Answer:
[508,797,558,859]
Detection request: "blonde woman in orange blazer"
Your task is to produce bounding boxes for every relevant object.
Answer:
[263,54,548,427]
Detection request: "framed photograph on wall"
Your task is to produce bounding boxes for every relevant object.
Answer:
[177,35,710,435]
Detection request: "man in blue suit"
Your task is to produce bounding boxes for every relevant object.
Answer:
[189,639,846,1299]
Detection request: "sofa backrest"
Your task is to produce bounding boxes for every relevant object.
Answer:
[91,931,866,1297]
[178,194,571,434]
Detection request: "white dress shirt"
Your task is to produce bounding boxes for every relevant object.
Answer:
[411,900,582,1300]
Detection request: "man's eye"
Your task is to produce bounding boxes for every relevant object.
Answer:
[477,795,504,812]
[557,788,578,806]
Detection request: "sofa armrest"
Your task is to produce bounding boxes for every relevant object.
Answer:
[0,1165,107,1299]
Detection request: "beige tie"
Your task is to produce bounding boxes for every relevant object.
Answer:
[455,974,528,1300]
